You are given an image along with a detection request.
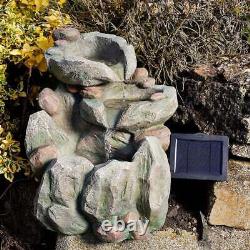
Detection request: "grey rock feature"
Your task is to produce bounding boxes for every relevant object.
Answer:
[134,126,171,151]
[132,67,149,81]
[29,145,58,175]
[83,159,137,222]
[80,99,108,128]
[82,137,171,241]
[36,156,94,234]
[53,28,80,42]
[38,88,61,116]
[76,129,107,165]
[133,137,171,231]
[25,111,70,157]
[25,28,178,242]
[76,129,134,164]
[117,86,178,132]
[48,57,120,86]
[81,32,137,80]
[46,30,137,86]
[79,82,164,129]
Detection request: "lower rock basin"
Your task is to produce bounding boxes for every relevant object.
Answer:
[35,136,171,242]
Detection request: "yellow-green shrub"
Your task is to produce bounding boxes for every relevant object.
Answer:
[0,0,71,181]
[0,126,30,182]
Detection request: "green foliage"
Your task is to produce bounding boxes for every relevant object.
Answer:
[0,126,30,182]
[0,0,71,181]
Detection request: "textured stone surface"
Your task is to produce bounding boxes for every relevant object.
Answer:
[132,137,171,231]
[139,77,156,89]
[46,30,137,86]
[201,226,250,250]
[55,229,199,250]
[132,68,149,81]
[150,92,166,101]
[53,28,80,42]
[81,32,137,80]
[48,57,120,86]
[36,156,94,234]
[81,86,104,99]
[80,99,108,128]
[25,111,70,156]
[231,144,250,159]
[79,82,164,129]
[173,55,250,148]
[76,129,133,164]
[29,145,58,174]
[134,126,171,151]
[76,129,106,164]
[83,160,137,222]
[25,29,177,242]
[117,86,178,132]
[38,88,61,116]
[208,160,250,229]
[56,227,250,250]
[82,137,171,241]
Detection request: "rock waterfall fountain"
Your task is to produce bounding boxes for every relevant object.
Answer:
[25,28,178,242]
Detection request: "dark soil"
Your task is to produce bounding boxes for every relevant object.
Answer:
[164,179,214,240]
[0,177,56,250]
[164,196,198,234]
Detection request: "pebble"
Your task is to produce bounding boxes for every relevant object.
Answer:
[53,28,80,42]
[150,92,165,101]
[137,77,156,88]
[132,68,149,80]
[38,88,61,116]
[29,145,58,174]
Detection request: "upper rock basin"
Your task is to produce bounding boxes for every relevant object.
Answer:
[46,30,137,86]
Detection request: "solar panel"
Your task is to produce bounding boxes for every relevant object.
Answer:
[169,133,229,181]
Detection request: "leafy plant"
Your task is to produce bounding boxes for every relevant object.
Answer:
[0,0,71,181]
[0,126,30,182]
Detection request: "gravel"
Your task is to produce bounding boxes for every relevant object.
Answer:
[56,226,250,250]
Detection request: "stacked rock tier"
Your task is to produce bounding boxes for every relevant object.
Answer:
[25,28,178,242]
